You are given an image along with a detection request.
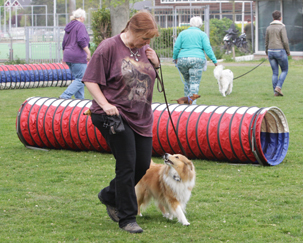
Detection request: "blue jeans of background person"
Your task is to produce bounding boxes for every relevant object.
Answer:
[268,49,288,93]
[91,113,152,228]
[177,57,206,104]
[60,62,87,99]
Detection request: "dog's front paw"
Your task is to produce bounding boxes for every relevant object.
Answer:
[182,221,190,226]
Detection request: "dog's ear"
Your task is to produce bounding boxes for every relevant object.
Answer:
[187,161,194,171]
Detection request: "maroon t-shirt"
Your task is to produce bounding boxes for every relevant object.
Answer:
[82,34,157,137]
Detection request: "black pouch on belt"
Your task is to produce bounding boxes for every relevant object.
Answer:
[102,115,125,135]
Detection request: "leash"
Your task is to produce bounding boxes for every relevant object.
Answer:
[175,63,185,85]
[154,60,188,157]
[233,59,267,80]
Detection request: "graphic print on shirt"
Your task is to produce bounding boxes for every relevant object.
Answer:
[121,59,152,104]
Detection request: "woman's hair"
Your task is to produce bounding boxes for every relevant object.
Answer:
[190,16,203,28]
[70,8,86,21]
[121,10,159,38]
[272,10,281,20]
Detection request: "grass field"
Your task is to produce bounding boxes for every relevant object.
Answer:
[1,59,303,242]
[0,42,61,61]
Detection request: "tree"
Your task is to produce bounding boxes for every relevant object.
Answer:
[91,8,111,47]
[107,0,129,36]
[69,0,76,17]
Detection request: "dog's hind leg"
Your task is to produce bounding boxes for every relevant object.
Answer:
[222,83,229,97]
[159,204,172,219]
[218,81,225,97]
[226,82,233,95]
[135,186,151,216]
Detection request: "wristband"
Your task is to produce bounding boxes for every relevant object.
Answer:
[155,64,161,70]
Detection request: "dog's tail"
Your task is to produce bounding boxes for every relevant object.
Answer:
[150,160,156,166]
[83,109,92,116]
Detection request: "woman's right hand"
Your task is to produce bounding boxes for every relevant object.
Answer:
[87,51,91,62]
[84,82,119,116]
[102,103,119,116]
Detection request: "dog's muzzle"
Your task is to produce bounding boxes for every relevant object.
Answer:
[163,153,173,165]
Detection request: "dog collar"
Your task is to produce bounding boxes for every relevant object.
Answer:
[187,96,193,104]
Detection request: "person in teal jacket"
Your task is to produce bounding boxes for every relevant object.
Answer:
[173,16,217,104]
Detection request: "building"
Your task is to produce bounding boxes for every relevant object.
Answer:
[255,0,303,59]
[149,0,302,58]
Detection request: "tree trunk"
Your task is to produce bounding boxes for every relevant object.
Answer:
[110,0,129,36]
[69,0,76,17]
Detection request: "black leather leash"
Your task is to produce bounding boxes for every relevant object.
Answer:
[233,59,267,80]
[154,60,188,157]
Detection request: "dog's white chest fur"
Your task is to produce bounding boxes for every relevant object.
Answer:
[163,167,195,209]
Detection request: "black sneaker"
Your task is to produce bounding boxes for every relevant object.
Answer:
[98,191,119,222]
[120,222,143,233]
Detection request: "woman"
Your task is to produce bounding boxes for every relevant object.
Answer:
[173,16,217,104]
[265,10,290,97]
[60,8,91,99]
[82,11,160,233]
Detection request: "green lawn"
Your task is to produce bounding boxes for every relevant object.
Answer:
[1,59,303,242]
[0,42,61,60]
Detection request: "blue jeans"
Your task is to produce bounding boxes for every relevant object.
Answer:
[177,57,206,104]
[268,49,288,93]
[60,62,87,99]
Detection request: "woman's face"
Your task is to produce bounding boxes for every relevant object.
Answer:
[79,16,85,23]
[128,32,153,49]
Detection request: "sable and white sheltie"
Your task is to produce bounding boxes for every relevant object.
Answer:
[135,153,196,226]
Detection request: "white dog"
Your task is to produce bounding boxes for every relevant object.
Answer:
[213,65,234,97]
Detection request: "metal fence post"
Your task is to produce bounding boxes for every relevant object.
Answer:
[57,27,61,63]
[204,5,210,37]
[49,42,52,63]
[25,27,29,63]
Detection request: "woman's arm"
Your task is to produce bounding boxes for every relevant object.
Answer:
[281,27,290,56]
[202,35,217,65]
[173,34,182,60]
[83,46,91,62]
[84,82,119,116]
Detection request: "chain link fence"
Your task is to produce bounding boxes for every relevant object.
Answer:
[0,6,209,63]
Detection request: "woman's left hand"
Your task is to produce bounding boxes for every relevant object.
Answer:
[146,47,160,68]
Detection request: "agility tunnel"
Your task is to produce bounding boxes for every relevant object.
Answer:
[0,63,73,90]
[16,97,289,166]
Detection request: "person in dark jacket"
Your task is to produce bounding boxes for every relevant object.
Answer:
[265,10,290,97]
[60,8,91,99]
[244,19,255,52]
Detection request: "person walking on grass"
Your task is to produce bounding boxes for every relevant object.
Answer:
[244,19,255,52]
[82,11,160,234]
[173,16,217,104]
[265,10,290,97]
[60,8,91,99]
